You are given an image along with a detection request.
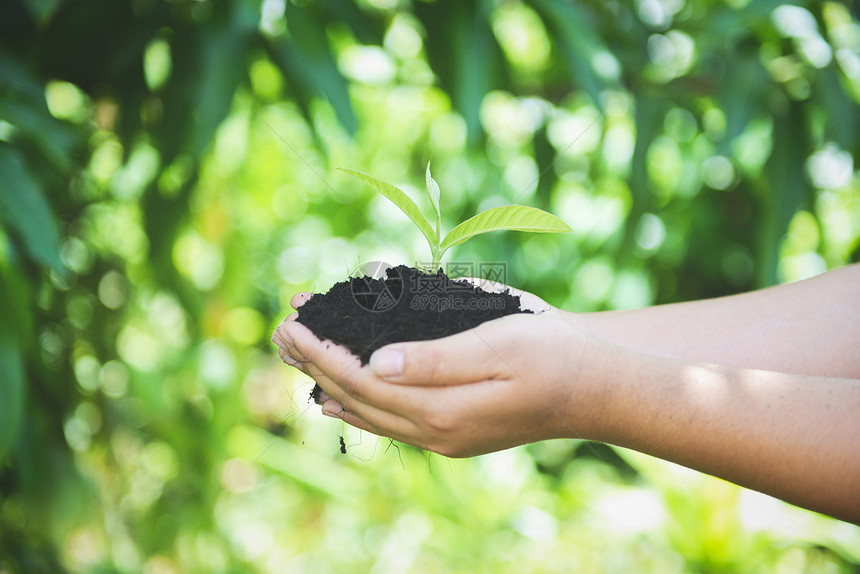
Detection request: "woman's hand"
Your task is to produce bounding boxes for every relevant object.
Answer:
[272,288,604,458]
[272,266,860,523]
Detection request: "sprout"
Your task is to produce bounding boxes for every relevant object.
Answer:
[340,163,571,271]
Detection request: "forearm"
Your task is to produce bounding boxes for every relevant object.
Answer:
[575,264,860,378]
[579,340,860,524]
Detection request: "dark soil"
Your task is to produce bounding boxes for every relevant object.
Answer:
[295,265,532,367]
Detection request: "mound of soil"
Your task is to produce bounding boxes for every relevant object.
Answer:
[295,265,531,366]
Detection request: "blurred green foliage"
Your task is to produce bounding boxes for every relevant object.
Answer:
[1,0,859,572]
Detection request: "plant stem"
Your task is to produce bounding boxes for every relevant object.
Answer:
[432,213,442,271]
[430,244,443,273]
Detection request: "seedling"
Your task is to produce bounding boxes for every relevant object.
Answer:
[340,163,571,271]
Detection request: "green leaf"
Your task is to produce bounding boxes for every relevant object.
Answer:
[0,327,24,466]
[414,0,503,144]
[425,162,441,238]
[0,143,64,272]
[0,50,81,173]
[0,49,49,104]
[440,205,571,253]
[0,98,80,172]
[0,267,26,466]
[527,0,612,107]
[266,3,358,134]
[758,101,812,287]
[626,92,666,248]
[339,168,438,247]
[23,0,62,26]
[815,65,860,151]
[187,2,257,156]
[717,51,769,150]
[315,0,385,46]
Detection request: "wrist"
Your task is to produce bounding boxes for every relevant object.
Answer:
[547,316,619,442]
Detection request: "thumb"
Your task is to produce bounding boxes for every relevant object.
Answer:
[369,323,510,386]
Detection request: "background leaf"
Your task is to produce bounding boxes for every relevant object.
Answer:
[415,0,504,145]
[267,2,358,134]
[526,0,613,106]
[0,274,25,466]
[0,143,63,272]
[1,0,858,570]
[758,101,812,287]
[187,2,257,156]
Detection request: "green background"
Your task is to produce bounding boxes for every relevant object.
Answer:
[1,0,859,572]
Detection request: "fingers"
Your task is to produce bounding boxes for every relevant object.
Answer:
[273,316,306,370]
[321,398,434,452]
[277,320,421,422]
[291,292,313,310]
[298,353,418,437]
[315,387,332,404]
[278,346,302,369]
[273,304,424,439]
[321,399,378,435]
[272,313,298,346]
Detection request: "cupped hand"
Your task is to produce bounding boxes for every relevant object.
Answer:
[272,287,604,457]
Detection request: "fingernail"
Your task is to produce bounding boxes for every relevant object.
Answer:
[370,348,403,379]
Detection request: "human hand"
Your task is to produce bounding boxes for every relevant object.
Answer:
[272,284,605,457]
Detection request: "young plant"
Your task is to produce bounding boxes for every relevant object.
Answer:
[340,163,571,271]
